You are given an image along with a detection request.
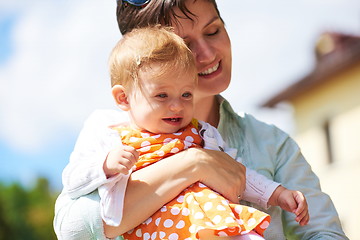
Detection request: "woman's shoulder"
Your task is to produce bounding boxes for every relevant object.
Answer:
[236,111,290,141]
[220,97,286,135]
[233,112,296,170]
[220,97,291,145]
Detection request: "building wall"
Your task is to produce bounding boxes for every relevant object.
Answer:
[291,62,360,239]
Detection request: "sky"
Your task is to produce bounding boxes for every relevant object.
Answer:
[0,0,359,191]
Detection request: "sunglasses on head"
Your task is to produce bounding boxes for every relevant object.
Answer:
[117,0,151,7]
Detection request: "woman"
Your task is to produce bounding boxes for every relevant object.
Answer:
[54,0,347,239]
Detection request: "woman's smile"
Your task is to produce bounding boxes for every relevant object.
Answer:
[199,62,220,76]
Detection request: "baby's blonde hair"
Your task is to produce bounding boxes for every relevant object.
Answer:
[109,25,197,89]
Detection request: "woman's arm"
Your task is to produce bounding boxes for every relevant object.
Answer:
[274,132,348,239]
[242,113,347,239]
[104,147,246,238]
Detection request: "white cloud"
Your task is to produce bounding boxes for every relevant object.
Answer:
[0,0,119,153]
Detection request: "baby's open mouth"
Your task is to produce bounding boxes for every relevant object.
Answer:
[163,118,181,122]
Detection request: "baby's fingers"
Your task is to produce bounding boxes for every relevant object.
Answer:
[293,191,309,225]
[293,191,307,214]
[296,209,310,226]
[122,145,139,164]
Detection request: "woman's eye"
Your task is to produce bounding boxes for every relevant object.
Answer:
[207,29,219,36]
[156,93,167,98]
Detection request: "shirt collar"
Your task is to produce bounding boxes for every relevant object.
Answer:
[216,95,245,157]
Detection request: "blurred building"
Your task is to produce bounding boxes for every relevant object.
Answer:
[262,32,360,239]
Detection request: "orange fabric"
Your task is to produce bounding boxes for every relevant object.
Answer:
[112,121,270,239]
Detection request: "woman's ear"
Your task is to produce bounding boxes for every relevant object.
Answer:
[112,85,130,111]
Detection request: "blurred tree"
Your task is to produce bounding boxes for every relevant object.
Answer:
[0,184,16,239]
[0,178,58,240]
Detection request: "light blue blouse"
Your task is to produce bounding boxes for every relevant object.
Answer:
[217,96,347,239]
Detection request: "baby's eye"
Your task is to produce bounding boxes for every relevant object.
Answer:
[182,92,192,98]
[156,93,167,98]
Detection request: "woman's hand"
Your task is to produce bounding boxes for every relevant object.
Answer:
[189,148,246,203]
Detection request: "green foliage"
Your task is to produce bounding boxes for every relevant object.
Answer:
[0,178,58,240]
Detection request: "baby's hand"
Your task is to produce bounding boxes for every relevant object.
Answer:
[103,145,139,178]
[269,186,309,226]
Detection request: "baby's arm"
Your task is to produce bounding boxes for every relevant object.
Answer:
[198,120,309,225]
[98,144,139,227]
[268,185,309,226]
[243,168,309,226]
[62,110,131,199]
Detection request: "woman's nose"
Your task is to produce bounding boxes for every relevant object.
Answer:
[191,39,216,65]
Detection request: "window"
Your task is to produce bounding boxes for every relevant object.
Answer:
[323,119,334,164]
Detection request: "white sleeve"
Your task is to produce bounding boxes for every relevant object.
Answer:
[241,167,280,209]
[199,120,280,209]
[62,109,129,199]
[98,171,131,226]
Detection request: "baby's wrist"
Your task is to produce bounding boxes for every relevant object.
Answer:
[268,185,286,206]
[103,161,113,178]
[103,153,116,178]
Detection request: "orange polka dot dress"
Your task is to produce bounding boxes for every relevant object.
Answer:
[112,120,270,239]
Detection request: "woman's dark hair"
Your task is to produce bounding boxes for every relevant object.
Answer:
[116,0,222,35]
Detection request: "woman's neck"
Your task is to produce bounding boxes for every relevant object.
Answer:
[194,95,220,127]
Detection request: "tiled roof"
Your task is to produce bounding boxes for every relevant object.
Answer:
[262,32,360,108]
